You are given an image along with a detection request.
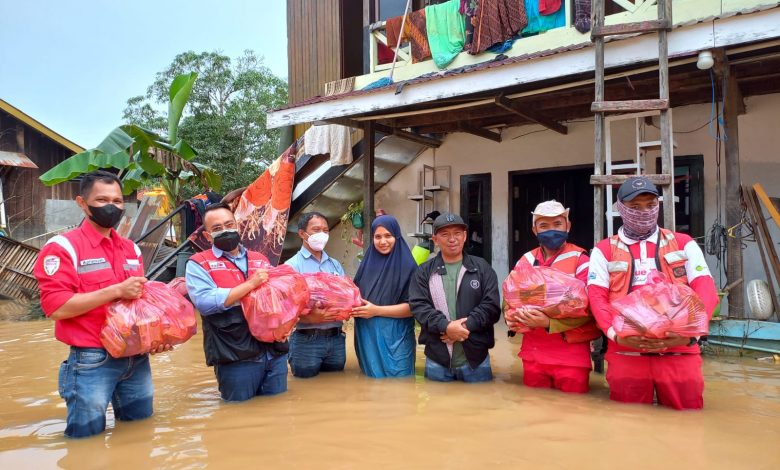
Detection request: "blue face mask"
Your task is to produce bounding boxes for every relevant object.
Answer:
[536,230,568,250]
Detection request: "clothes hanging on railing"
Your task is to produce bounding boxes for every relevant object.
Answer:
[408,8,432,62]
[460,0,478,50]
[303,124,353,166]
[574,0,592,33]
[538,0,562,15]
[466,0,528,54]
[426,0,467,68]
[522,0,565,35]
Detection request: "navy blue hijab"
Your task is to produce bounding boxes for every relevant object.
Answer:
[353,215,418,306]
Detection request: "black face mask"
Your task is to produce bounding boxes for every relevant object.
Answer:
[87,204,125,229]
[212,229,241,252]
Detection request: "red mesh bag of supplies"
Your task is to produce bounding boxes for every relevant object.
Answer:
[101,281,197,358]
[302,272,362,321]
[241,265,310,342]
[612,271,708,339]
[503,263,590,333]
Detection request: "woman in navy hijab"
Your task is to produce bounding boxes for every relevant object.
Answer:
[352,215,418,377]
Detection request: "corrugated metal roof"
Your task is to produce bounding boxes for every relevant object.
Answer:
[0,151,38,168]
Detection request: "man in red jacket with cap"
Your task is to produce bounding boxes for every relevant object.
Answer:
[588,177,719,410]
[506,200,601,393]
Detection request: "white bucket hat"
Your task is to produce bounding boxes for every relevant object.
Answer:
[531,200,570,224]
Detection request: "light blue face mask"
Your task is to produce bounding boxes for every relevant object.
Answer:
[536,230,568,250]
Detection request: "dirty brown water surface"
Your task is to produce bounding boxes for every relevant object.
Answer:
[0,316,779,470]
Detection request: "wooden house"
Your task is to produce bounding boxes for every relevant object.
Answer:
[277,0,780,319]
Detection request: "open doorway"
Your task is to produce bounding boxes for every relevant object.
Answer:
[509,165,595,269]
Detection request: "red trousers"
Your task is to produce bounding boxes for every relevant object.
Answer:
[522,360,590,393]
[606,351,704,410]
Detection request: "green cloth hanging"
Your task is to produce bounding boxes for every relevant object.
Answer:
[425,0,466,69]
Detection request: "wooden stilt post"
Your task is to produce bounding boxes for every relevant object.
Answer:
[593,0,606,246]
[658,0,675,229]
[363,121,376,250]
[723,65,744,318]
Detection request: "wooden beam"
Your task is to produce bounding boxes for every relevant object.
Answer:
[458,124,501,143]
[722,61,745,318]
[591,99,669,113]
[374,123,442,148]
[658,0,675,231]
[593,0,606,246]
[321,117,362,128]
[591,20,671,38]
[362,121,375,250]
[15,124,24,153]
[590,174,672,186]
[494,95,567,135]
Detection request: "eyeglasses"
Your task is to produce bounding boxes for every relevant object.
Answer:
[209,221,238,233]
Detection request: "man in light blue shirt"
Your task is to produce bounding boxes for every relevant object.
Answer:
[285,212,347,378]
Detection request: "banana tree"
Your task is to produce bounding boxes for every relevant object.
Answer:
[40,72,221,203]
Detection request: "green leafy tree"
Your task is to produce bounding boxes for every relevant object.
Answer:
[123,50,288,195]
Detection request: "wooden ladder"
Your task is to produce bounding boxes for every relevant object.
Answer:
[591,0,675,243]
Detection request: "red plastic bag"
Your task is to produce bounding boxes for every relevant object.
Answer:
[502,263,590,334]
[612,271,708,339]
[167,277,189,298]
[241,265,310,342]
[302,272,362,321]
[503,263,589,316]
[101,281,197,358]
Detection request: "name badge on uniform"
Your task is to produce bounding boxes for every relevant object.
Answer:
[209,261,227,269]
[126,259,140,266]
[79,258,106,266]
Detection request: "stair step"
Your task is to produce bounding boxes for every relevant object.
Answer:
[638,140,663,150]
[407,194,432,201]
[590,174,672,186]
[591,20,671,38]
[610,163,641,170]
[592,99,669,113]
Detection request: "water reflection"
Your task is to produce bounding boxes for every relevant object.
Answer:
[0,320,778,469]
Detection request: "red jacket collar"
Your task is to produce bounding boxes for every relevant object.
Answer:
[79,220,119,248]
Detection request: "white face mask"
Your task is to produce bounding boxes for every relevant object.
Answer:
[307,232,329,251]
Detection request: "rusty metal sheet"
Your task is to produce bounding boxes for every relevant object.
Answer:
[0,151,38,169]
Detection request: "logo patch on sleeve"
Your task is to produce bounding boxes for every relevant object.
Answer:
[43,256,60,275]
[672,266,687,278]
[470,279,480,289]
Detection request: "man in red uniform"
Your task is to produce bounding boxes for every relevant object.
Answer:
[33,170,170,438]
[588,177,719,410]
[506,200,601,393]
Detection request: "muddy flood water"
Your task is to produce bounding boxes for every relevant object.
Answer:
[1,319,779,470]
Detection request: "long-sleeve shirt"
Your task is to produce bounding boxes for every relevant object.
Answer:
[284,246,345,329]
[185,245,249,316]
[587,228,719,354]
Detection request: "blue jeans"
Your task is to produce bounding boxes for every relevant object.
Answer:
[58,347,153,438]
[424,356,493,383]
[289,330,346,378]
[214,352,288,402]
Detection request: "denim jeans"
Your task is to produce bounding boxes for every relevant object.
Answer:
[214,352,289,402]
[424,355,493,383]
[289,330,346,378]
[58,347,153,438]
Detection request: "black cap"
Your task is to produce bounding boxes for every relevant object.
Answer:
[433,212,467,233]
[617,176,659,202]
